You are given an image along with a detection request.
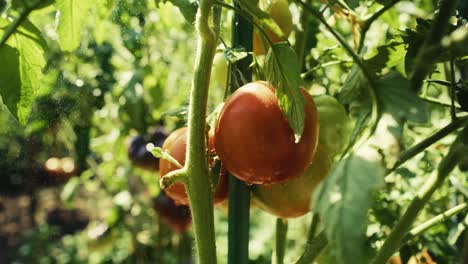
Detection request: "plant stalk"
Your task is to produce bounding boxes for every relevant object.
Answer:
[405,202,467,240]
[275,218,288,264]
[387,116,468,173]
[410,0,459,91]
[184,0,218,262]
[227,3,252,263]
[295,230,328,264]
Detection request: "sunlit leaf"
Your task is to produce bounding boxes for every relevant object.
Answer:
[265,42,306,141]
[0,17,47,125]
[56,0,92,51]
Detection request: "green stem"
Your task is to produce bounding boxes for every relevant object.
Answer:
[357,0,401,53]
[405,202,467,240]
[307,213,319,240]
[184,0,218,263]
[371,127,468,264]
[387,116,468,174]
[449,59,457,120]
[420,96,462,110]
[275,218,288,264]
[227,4,252,264]
[0,0,43,48]
[410,0,459,91]
[293,0,312,70]
[296,0,380,149]
[295,230,328,264]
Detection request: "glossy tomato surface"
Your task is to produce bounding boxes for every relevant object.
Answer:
[252,144,331,218]
[159,127,228,205]
[214,81,319,184]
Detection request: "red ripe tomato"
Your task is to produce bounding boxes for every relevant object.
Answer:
[252,144,331,218]
[159,127,228,205]
[214,81,319,184]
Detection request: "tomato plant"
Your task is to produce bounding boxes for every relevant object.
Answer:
[214,81,319,184]
[0,0,467,264]
[159,127,228,205]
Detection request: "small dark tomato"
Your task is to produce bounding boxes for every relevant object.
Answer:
[153,192,191,232]
[128,126,168,171]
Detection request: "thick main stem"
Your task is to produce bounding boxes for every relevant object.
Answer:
[185,0,218,263]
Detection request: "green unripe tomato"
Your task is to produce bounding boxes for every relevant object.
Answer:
[211,52,228,86]
[252,144,332,218]
[315,95,351,158]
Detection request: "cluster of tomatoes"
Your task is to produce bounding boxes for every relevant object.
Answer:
[129,82,350,232]
[127,0,351,230]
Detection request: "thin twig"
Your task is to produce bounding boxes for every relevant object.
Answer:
[405,202,467,240]
[387,116,468,174]
[295,230,328,264]
[358,0,401,53]
[295,0,380,150]
[0,0,43,48]
[410,0,459,91]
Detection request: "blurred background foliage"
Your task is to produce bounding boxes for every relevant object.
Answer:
[0,0,466,263]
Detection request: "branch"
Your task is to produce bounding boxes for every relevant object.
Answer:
[387,116,468,174]
[0,0,43,49]
[295,0,380,146]
[159,168,187,189]
[358,0,401,53]
[371,124,468,264]
[410,0,459,91]
[295,230,328,264]
[405,202,467,240]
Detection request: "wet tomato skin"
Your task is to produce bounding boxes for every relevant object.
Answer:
[159,127,228,205]
[214,81,319,185]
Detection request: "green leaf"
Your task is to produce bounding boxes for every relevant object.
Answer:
[61,177,81,206]
[0,18,47,125]
[265,42,306,141]
[338,65,373,148]
[338,64,368,104]
[55,0,92,51]
[364,41,406,76]
[0,95,21,135]
[313,151,385,264]
[376,71,428,123]
[167,0,198,24]
[236,0,285,39]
